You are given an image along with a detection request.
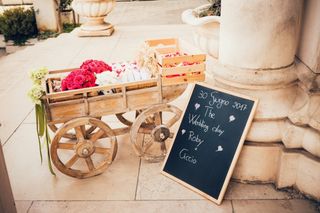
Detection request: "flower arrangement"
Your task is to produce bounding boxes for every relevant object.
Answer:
[61,69,96,91]
[61,60,113,91]
[29,67,48,85]
[80,59,112,74]
[95,61,151,92]
[60,60,152,92]
[27,68,55,175]
[27,84,45,105]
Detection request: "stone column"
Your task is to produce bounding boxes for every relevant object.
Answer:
[33,0,59,32]
[207,0,320,200]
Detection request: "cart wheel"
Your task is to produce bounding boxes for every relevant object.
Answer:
[51,117,117,178]
[130,104,182,162]
[48,117,102,139]
[116,110,143,126]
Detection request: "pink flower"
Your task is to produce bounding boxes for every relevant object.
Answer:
[61,68,96,91]
[74,74,85,84]
[80,59,112,74]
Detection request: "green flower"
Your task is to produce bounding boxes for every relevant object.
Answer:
[29,67,48,85]
[27,84,45,105]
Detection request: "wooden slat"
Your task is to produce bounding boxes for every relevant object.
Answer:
[160,63,205,76]
[155,47,179,54]
[95,147,111,154]
[127,89,161,110]
[146,38,178,47]
[57,143,75,150]
[126,86,158,96]
[48,68,77,74]
[161,54,206,66]
[65,155,79,169]
[162,73,205,86]
[48,79,54,93]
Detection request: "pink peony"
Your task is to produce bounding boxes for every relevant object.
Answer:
[61,68,96,91]
[80,59,112,74]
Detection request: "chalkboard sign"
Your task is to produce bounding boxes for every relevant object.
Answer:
[161,83,258,204]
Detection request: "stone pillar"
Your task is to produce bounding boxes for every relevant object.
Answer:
[33,0,59,32]
[215,0,302,142]
[207,0,320,200]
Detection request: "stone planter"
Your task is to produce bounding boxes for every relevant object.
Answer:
[181,4,220,58]
[72,0,115,37]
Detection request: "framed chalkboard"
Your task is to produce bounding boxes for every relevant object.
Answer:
[161,83,258,205]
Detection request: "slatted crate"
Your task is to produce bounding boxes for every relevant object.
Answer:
[145,38,206,86]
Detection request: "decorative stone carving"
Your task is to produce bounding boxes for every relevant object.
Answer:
[72,0,115,37]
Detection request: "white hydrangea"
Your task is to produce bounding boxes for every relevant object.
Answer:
[29,67,48,85]
[27,84,45,105]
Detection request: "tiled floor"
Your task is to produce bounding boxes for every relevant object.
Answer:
[0,1,319,212]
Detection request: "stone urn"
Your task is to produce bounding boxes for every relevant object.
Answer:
[181,4,220,58]
[72,0,115,36]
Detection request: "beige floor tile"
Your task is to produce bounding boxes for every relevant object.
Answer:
[0,82,34,145]
[136,160,204,200]
[23,109,35,124]
[28,200,232,213]
[4,124,140,200]
[224,181,290,200]
[232,199,318,213]
[68,34,120,67]
[108,0,207,26]
[15,200,32,213]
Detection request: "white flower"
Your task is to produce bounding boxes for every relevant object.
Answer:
[95,71,120,86]
[29,67,48,85]
[27,84,45,105]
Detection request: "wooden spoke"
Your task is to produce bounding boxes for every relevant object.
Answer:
[75,126,85,140]
[90,129,105,143]
[160,142,167,155]
[142,138,154,153]
[154,112,162,126]
[65,155,79,168]
[57,143,75,150]
[95,147,111,155]
[80,125,87,138]
[85,157,95,171]
[165,114,180,128]
[169,132,174,138]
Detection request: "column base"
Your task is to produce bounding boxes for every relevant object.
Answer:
[233,142,320,201]
[78,25,114,37]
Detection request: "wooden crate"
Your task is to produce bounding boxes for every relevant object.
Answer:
[42,68,161,123]
[145,38,206,86]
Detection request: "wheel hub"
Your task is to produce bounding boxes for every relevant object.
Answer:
[75,140,95,158]
[151,125,170,143]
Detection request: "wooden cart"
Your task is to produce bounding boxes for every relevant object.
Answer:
[43,38,206,178]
